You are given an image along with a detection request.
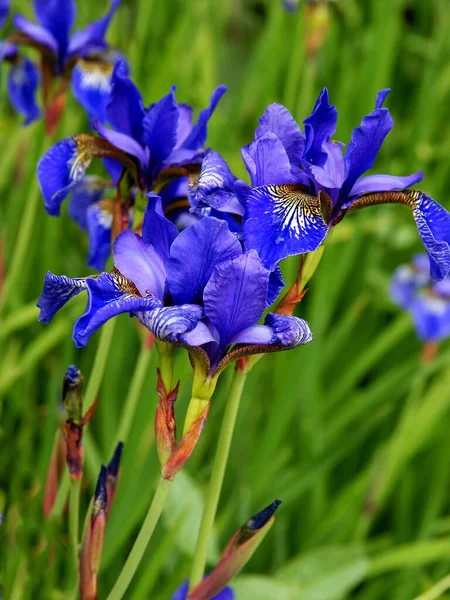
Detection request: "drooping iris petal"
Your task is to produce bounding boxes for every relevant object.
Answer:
[303,88,337,168]
[71,59,114,123]
[349,171,424,198]
[192,151,244,216]
[339,91,394,205]
[244,184,329,270]
[113,230,166,300]
[73,272,161,347]
[175,103,193,146]
[166,216,242,305]
[68,0,121,57]
[142,193,178,262]
[37,272,88,323]
[172,579,234,600]
[38,138,90,216]
[181,85,227,150]
[13,14,58,53]
[68,175,110,230]
[268,266,284,306]
[136,304,203,344]
[203,250,270,354]
[6,56,40,125]
[264,312,313,347]
[256,102,305,165]
[242,132,296,188]
[106,60,145,142]
[143,87,179,171]
[86,202,113,270]
[34,0,76,65]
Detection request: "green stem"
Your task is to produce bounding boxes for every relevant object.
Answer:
[189,368,247,590]
[50,470,70,519]
[112,341,153,449]
[106,477,172,600]
[69,477,81,572]
[83,319,117,413]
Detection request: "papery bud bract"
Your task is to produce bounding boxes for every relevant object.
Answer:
[155,370,178,467]
[106,441,123,515]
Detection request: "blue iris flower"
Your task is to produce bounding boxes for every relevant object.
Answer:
[2,0,122,126]
[37,62,227,269]
[37,196,312,375]
[192,88,450,281]
[172,580,234,600]
[391,254,450,343]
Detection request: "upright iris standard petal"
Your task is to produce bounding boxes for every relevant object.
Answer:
[73,273,161,347]
[37,272,89,323]
[166,217,242,305]
[34,0,76,65]
[193,151,244,216]
[136,304,203,344]
[86,202,113,270]
[349,172,424,198]
[242,132,297,188]
[68,0,121,57]
[303,88,337,167]
[203,250,270,355]
[244,184,329,270]
[181,85,227,150]
[267,267,285,306]
[113,230,167,300]
[6,56,40,125]
[142,194,178,262]
[13,14,58,53]
[106,61,145,142]
[175,103,193,146]
[338,91,394,206]
[71,59,114,123]
[143,87,179,170]
[256,103,305,165]
[38,138,89,216]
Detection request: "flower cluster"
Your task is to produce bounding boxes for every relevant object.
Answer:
[391,254,450,343]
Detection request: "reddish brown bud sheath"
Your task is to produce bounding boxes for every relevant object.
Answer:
[155,369,179,467]
[63,398,97,481]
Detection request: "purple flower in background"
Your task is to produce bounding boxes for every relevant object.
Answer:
[391,254,450,343]
[37,63,227,269]
[172,580,234,600]
[2,0,122,128]
[37,196,311,373]
[192,89,450,281]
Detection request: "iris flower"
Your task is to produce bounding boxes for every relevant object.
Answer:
[192,88,450,281]
[2,0,122,129]
[391,254,450,342]
[37,62,226,269]
[172,581,234,600]
[37,197,311,377]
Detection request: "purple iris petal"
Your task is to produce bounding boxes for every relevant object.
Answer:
[181,85,227,150]
[166,216,242,305]
[113,230,166,300]
[6,56,40,125]
[303,88,338,168]
[339,91,394,205]
[175,103,193,146]
[143,86,179,171]
[13,14,58,54]
[256,102,305,165]
[243,184,329,270]
[410,295,450,342]
[349,171,424,197]
[34,0,76,65]
[38,138,87,216]
[0,0,9,29]
[193,152,244,216]
[142,193,178,262]
[264,312,313,347]
[71,60,113,123]
[172,579,234,600]
[37,272,88,323]
[68,0,121,57]
[106,61,145,143]
[242,132,296,188]
[73,273,161,348]
[203,250,269,358]
[412,193,450,281]
[390,264,419,309]
[68,176,107,230]
[94,119,148,171]
[179,319,219,347]
[136,303,203,344]
[86,203,112,270]
[229,324,273,345]
[268,266,285,306]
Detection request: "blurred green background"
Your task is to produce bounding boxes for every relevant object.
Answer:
[2,0,450,598]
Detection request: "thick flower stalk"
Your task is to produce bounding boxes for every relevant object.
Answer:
[37,62,226,268]
[1,0,123,131]
[191,88,450,282]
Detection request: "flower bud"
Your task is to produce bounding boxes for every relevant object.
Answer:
[106,442,123,515]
